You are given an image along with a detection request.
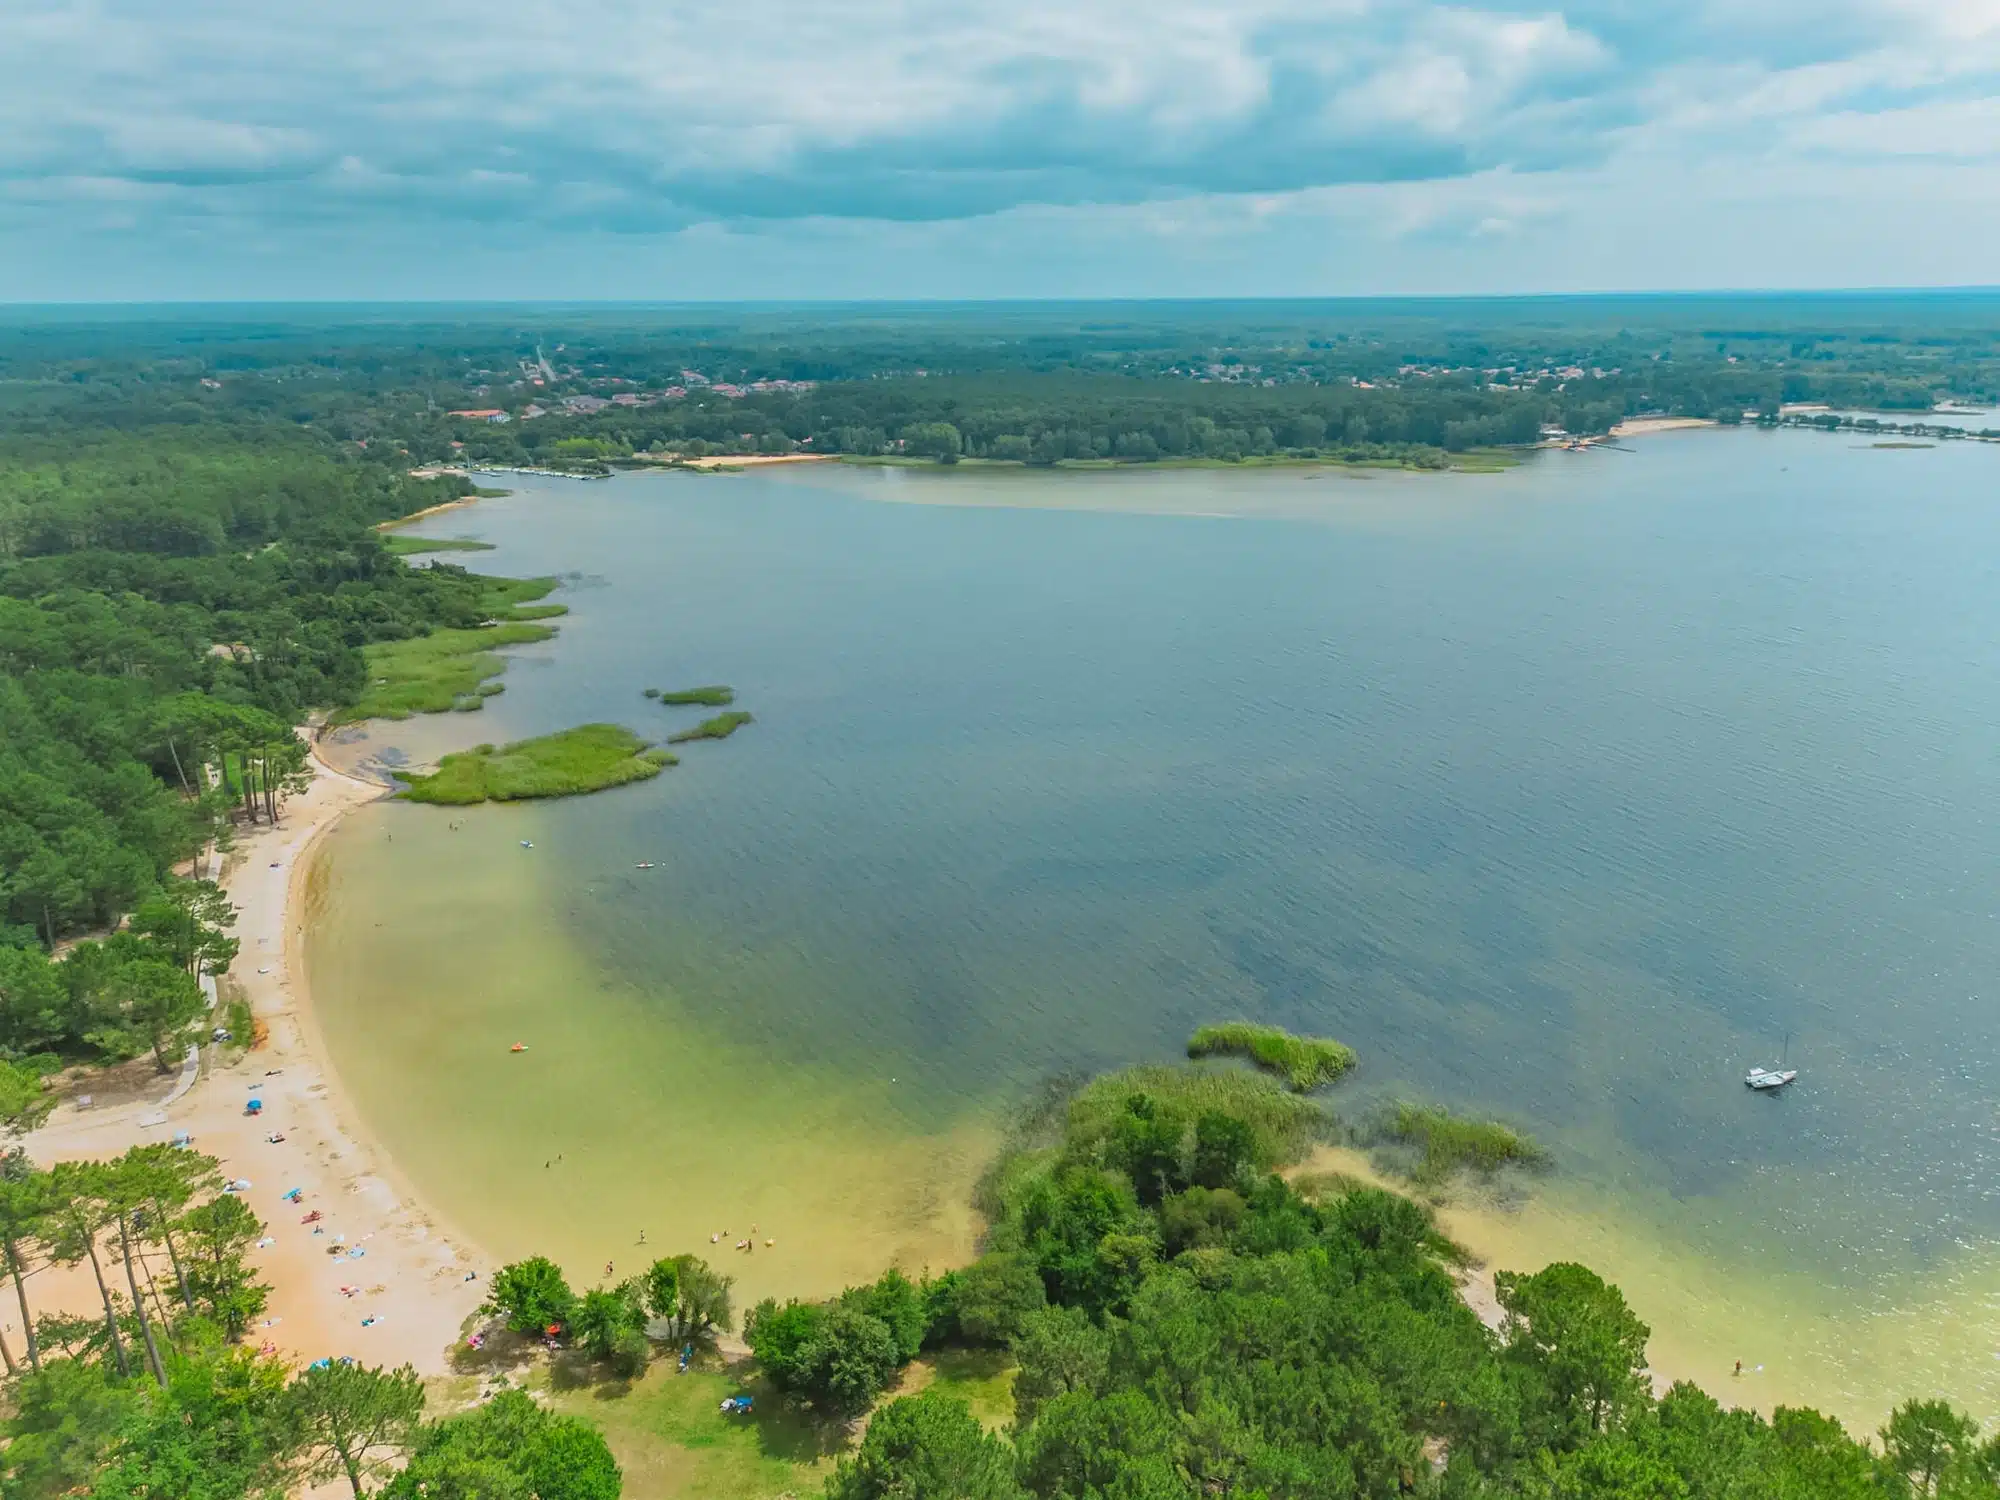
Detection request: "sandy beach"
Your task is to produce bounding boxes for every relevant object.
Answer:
[21,748,487,1376]
[379,489,479,525]
[643,452,833,471]
[1610,416,1718,437]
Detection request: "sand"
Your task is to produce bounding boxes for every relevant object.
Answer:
[379,490,478,525]
[1610,417,1719,437]
[20,747,487,1376]
[647,453,833,471]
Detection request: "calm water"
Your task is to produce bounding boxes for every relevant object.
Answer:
[311,431,2000,1426]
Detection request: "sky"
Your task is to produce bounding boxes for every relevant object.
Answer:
[6,0,2000,301]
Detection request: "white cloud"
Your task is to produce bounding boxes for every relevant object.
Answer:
[1,0,1997,295]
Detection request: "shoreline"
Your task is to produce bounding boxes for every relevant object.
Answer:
[624,452,835,472]
[379,491,481,528]
[23,743,489,1376]
[1294,1146,1686,1399]
[1610,416,1717,438]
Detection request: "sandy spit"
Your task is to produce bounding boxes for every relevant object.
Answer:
[646,452,834,472]
[22,748,487,1375]
[1610,417,1719,438]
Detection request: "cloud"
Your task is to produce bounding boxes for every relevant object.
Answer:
[2,0,1998,295]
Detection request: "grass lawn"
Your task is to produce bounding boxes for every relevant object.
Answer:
[549,1358,842,1500]
[898,1348,1018,1430]
[439,1336,1016,1500]
[397,724,674,804]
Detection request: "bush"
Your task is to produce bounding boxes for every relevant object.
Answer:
[650,1254,731,1344]
[749,1302,901,1418]
[384,1388,620,1500]
[1063,1065,1323,1179]
[824,1390,1022,1500]
[748,1275,925,1418]
[609,1327,651,1380]
[842,1270,928,1362]
[483,1257,576,1337]
[951,1251,1047,1345]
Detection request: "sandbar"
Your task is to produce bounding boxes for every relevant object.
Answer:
[1609,417,1719,437]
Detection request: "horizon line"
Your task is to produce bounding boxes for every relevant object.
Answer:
[6,286,2000,314]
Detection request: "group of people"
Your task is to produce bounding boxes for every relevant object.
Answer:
[706,1223,773,1254]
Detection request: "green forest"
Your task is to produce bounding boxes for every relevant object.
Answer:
[5,1059,2000,1498]
[4,304,2000,1496]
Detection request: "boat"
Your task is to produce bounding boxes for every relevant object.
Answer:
[635,862,655,870]
[1745,1031,1798,1091]
[510,1042,528,1053]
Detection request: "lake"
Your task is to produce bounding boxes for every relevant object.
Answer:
[308,429,2000,1428]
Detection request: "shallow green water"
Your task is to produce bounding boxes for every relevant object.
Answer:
[312,432,2000,1425]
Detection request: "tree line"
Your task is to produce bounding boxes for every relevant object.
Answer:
[0,1135,620,1499]
[464,1065,2000,1500]
[0,425,513,946]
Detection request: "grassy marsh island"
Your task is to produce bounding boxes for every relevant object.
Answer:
[397,723,675,804]
[1372,1102,1549,1186]
[1187,1021,1358,1091]
[647,684,737,706]
[667,710,754,744]
[381,533,498,556]
[338,576,567,721]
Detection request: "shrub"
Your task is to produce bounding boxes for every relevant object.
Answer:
[483,1256,576,1337]
[952,1251,1047,1345]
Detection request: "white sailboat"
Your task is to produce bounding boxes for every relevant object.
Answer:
[1745,1034,1797,1091]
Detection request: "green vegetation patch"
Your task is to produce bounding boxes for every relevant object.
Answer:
[1374,1102,1549,1185]
[1067,1062,1326,1172]
[346,622,554,721]
[397,724,676,804]
[915,1348,1018,1431]
[668,711,754,744]
[218,987,255,1058]
[338,577,565,722]
[548,1364,833,1500]
[1187,1021,1357,1091]
[381,534,498,556]
[649,685,736,706]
